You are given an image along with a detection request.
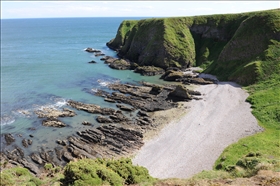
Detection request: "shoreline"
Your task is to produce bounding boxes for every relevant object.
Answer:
[132,81,263,179]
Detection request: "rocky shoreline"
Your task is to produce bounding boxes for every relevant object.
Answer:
[0,48,216,176]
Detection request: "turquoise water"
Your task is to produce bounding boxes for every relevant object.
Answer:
[1,17,168,152]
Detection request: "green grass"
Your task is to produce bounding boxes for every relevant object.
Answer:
[62,158,156,186]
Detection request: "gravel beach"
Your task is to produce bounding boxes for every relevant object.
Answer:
[132,81,263,179]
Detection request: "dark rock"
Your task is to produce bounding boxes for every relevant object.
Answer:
[27,139,33,145]
[35,107,76,119]
[84,47,101,53]
[134,66,165,76]
[22,139,29,148]
[96,116,113,123]
[116,104,135,111]
[63,151,74,162]
[104,56,118,64]
[42,118,66,128]
[82,121,92,125]
[88,60,97,64]
[161,70,184,81]
[137,110,149,117]
[168,85,192,101]
[104,98,116,103]
[109,59,131,70]
[4,133,15,145]
[180,77,215,85]
[29,134,34,138]
[56,139,67,146]
[100,56,111,61]
[68,100,116,115]
[30,153,43,164]
[95,53,105,57]
[54,147,63,161]
[19,158,40,175]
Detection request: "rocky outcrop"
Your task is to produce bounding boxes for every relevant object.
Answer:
[161,70,184,81]
[107,9,280,85]
[35,108,76,119]
[134,66,165,76]
[42,118,67,128]
[168,85,192,101]
[4,133,15,145]
[67,100,115,115]
[109,59,131,70]
[84,47,101,53]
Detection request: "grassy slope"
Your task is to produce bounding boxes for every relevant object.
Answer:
[214,39,280,173]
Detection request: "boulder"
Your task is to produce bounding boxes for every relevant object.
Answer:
[168,85,192,101]
[4,133,15,145]
[134,66,165,76]
[109,59,131,70]
[82,121,92,125]
[161,70,184,81]
[84,47,101,53]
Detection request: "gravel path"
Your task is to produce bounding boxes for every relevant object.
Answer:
[132,81,263,179]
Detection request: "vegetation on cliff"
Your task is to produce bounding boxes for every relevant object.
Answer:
[107,9,280,85]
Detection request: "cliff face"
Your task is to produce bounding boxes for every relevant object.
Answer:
[107,9,280,85]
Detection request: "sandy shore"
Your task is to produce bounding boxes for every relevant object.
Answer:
[132,81,263,179]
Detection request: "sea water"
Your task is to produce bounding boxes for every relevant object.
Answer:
[1,17,168,153]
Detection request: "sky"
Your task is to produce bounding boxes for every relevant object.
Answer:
[1,1,279,19]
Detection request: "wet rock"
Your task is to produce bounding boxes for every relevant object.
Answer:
[161,70,184,81]
[104,98,116,103]
[4,133,15,145]
[104,56,118,64]
[22,139,29,148]
[168,85,192,101]
[137,110,149,117]
[29,134,34,138]
[63,151,74,162]
[54,147,63,161]
[88,60,97,64]
[68,100,116,115]
[42,118,66,128]
[30,153,43,165]
[19,158,40,175]
[134,66,165,76]
[100,56,111,61]
[180,77,215,85]
[35,107,76,119]
[96,116,113,123]
[109,111,130,123]
[82,121,92,125]
[84,47,101,53]
[109,59,131,70]
[95,53,105,57]
[116,104,135,111]
[27,139,33,145]
[56,139,67,146]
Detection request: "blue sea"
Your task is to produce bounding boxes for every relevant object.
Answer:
[1,17,167,152]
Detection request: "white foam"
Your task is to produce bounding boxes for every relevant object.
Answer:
[0,116,15,125]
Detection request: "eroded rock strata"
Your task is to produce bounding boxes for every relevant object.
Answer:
[0,80,205,175]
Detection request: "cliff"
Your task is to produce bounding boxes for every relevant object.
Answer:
[107,9,280,85]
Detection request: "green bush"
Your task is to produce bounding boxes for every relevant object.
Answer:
[62,158,155,186]
[0,167,43,186]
